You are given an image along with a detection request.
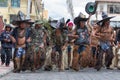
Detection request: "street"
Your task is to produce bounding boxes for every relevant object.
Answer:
[0,68,120,80]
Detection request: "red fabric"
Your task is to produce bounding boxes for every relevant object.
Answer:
[67,22,73,27]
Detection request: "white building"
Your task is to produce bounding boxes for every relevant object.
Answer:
[91,0,120,27]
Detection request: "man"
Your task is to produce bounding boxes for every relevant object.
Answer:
[70,13,90,71]
[66,21,74,69]
[10,18,31,73]
[87,15,100,67]
[95,12,115,70]
[0,24,13,67]
[51,19,68,71]
[31,20,47,70]
[22,20,35,71]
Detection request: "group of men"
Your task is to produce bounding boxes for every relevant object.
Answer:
[0,11,120,73]
[0,17,48,73]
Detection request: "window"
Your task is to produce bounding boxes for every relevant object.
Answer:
[0,0,8,7]
[108,5,120,14]
[100,5,103,12]
[11,0,20,8]
[10,14,17,23]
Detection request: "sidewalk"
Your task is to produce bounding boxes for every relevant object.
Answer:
[0,61,13,78]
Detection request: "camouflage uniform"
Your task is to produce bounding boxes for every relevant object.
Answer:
[51,28,68,71]
[31,26,46,70]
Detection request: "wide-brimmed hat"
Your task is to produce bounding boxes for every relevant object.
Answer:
[49,20,58,29]
[74,12,88,25]
[56,18,65,29]
[85,2,97,15]
[97,12,115,25]
[15,11,30,23]
[35,20,43,25]
[27,19,35,24]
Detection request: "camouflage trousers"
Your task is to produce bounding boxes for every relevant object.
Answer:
[32,44,46,70]
[22,44,35,71]
[51,45,63,71]
[44,47,53,71]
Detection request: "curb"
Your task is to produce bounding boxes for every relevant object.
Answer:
[0,68,13,78]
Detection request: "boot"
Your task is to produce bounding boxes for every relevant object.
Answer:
[40,51,46,68]
[13,58,17,70]
[68,53,71,69]
[36,52,41,69]
[32,52,36,71]
[72,52,80,71]
[13,57,20,73]
[95,49,103,71]
[51,51,56,65]
[21,54,26,71]
[58,54,63,71]
[105,48,114,69]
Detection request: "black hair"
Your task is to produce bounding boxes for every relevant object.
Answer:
[66,19,70,24]
[5,25,12,31]
[101,19,110,27]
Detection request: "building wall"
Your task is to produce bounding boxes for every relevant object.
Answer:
[0,0,48,24]
[96,0,120,3]
[43,10,48,20]
[0,0,28,24]
[91,1,120,27]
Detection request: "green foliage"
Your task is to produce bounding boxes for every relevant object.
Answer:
[0,0,7,2]
[42,19,52,33]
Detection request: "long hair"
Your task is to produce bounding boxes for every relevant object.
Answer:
[101,21,106,27]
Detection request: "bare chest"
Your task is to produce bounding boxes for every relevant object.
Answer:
[17,29,26,47]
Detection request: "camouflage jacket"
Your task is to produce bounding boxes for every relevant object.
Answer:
[31,27,46,44]
[51,29,68,46]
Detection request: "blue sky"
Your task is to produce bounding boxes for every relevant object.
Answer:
[43,0,95,20]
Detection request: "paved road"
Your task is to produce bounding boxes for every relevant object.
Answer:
[0,68,120,80]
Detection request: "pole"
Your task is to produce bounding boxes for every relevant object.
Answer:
[42,3,44,21]
[26,0,31,19]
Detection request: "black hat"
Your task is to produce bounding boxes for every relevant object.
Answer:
[56,18,65,29]
[15,11,30,23]
[50,20,58,29]
[27,20,35,24]
[97,12,115,25]
[74,12,88,25]
[85,2,97,15]
[65,19,70,24]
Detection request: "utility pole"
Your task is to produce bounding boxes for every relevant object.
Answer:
[41,3,44,21]
[66,0,74,20]
[26,0,31,19]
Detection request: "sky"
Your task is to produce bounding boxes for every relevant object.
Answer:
[42,0,95,20]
